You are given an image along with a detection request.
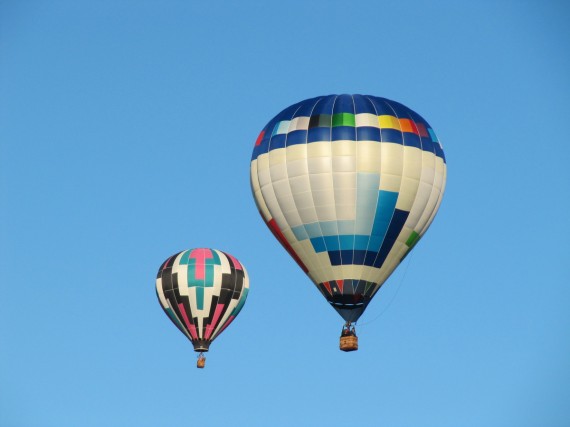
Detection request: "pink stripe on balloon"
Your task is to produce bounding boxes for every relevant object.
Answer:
[188,324,198,340]
[189,248,213,279]
[226,253,242,270]
[204,304,225,340]
[162,255,174,270]
[178,303,198,340]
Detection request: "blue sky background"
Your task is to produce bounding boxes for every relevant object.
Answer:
[1,1,569,426]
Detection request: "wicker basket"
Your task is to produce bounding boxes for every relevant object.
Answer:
[340,335,358,352]
[197,357,206,369]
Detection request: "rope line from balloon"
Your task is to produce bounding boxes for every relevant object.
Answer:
[356,251,415,328]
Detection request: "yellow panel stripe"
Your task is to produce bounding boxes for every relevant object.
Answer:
[378,115,401,130]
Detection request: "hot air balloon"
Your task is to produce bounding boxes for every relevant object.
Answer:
[250,94,446,351]
[156,248,249,367]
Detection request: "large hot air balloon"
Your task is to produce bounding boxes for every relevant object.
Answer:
[250,94,446,351]
[156,248,249,367]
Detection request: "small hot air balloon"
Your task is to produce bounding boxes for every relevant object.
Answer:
[250,94,446,351]
[156,248,249,367]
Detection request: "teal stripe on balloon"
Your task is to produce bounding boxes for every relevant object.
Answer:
[320,221,338,235]
[310,237,326,252]
[428,128,438,142]
[338,235,354,250]
[272,120,290,136]
[232,287,249,316]
[354,235,369,250]
[323,236,340,251]
[179,250,190,264]
[291,225,309,241]
[368,235,384,252]
[371,190,398,240]
[312,234,382,251]
[304,222,322,239]
[195,287,204,310]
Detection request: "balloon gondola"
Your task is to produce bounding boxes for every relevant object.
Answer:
[340,322,358,352]
[156,248,249,368]
[250,94,446,350]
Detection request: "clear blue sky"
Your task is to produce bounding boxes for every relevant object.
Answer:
[1,1,569,426]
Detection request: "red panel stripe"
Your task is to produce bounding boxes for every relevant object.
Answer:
[415,122,429,138]
[267,218,308,273]
[409,119,419,135]
[255,130,265,146]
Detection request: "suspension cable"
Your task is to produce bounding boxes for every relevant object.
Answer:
[357,251,415,328]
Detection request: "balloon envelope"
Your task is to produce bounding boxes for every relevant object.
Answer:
[156,248,249,352]
[250,94,446,322]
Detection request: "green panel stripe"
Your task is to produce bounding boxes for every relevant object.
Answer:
[405,231,420,247]
[332,113,355,127]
